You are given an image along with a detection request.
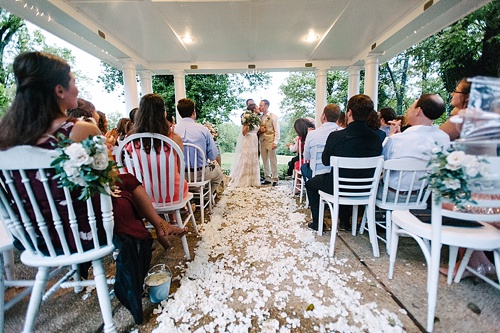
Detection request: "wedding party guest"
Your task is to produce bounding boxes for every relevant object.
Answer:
[229,103,261,187]
[175,98,223,190]
[382,94,450,199]
[66,98,99,124]
[259,99,280,186]
[378,107,396,136]
[116,117,132,142]
[0,51,186,323]
[97,110,108,134]
[126,93,188,203]
[440,78,471,141]
[286,118,315,177]
[305,95,382,232]
[367,110,387,143]
[301,103,343,181]
[129,107,138,124]
[336,111,346,128]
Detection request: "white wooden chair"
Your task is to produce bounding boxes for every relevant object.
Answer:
[318,156,384,257]
[115,133,196,260]
[0,146,117,333]
[304,144,328,209]
[183,143,212,224]
[291,139,306,203]
[359,158,431,254]
[390,193,500,332]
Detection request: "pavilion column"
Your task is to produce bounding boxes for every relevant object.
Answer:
[315,68,328,128]
[364,54,381,110]
[347,66,361,98]
[139,70,154,96]
[120,59,139,113]
[173,70,186,120]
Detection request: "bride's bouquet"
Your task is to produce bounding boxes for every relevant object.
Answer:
[241,111,261,130]
[51,134,120,200]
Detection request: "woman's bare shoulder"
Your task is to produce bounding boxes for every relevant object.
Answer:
[70,120,101,142]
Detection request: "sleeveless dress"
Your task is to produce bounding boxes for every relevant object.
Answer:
[229,127,260,187]
[11,119,151,252]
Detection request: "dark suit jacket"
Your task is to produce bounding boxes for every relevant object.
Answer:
[322,120,383,184]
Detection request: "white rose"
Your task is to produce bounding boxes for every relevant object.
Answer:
[92,152,109,170]
[443,178,461,190]
[63,162,87,186]
[445,151,466,170]
[65,143,93,166]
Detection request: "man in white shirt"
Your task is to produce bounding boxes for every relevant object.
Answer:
[383,94,450,192]
[175,98,223,189]
[259,99,280,186]
[301,103,343,180]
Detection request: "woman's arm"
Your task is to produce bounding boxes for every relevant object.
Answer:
[171,132,184,151]
[242,125,249,136]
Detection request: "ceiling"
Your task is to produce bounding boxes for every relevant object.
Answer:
[1,0,492,74]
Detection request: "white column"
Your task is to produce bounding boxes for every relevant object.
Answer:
[364,54,380,110]
[120,59,139,113]
[315,68,328,128]
[139,70,154,96]
[347,66,361,99]
[173,70,186,120]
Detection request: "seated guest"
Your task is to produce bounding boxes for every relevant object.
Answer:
[174,98,223,190]
[115,117,132,142]
[382,94,450,200]
[126,93,188,203]
[440,78,471,141]
[378,107,396,136]
[66,98,100,124]
[97,110,108,134]
[305,95,382,232]
[367,110,386,143]
[336,111,346,128]
[301,104,342,181]
[287,118,315,177]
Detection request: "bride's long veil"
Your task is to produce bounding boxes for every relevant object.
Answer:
[230,126,245,179]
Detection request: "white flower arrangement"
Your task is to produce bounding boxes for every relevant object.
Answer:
[241,111,261,131]
[426,147,489,208]
[51,134,120,200]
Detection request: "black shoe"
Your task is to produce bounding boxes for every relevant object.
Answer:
[307,222,318,231]
[338,223,352,232]
[261,180,271,185]
[272,182,278,187]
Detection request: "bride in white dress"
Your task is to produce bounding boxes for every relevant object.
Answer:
[229,103,261,187]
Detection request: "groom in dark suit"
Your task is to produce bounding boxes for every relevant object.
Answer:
[305,94,383,232]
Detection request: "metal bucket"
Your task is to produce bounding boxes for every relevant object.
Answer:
[144,264,172,303]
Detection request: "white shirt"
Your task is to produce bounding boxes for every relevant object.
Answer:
[383,125,450,190]
[303,122,342,160]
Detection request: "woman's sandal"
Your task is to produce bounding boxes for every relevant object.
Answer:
[156,220,187,250]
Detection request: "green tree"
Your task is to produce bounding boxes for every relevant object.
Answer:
[216,122,239,153]
[98,62,271,125]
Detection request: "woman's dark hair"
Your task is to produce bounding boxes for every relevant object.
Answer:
[0,52,71,149]
[294,118,314,141]
[97,111,108,134]
[67,98,95,119]
[366,110,381,131]
[132,93,170,137]
[247,103,257,111]
[116,118,132,139]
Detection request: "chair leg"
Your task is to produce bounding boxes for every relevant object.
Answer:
[329,201,339,257]
[176,210,191,260]
[318,198,325,236]
[366,205,380,257]
[351,205,358,236]
[199,187,205,224]
[0,254,5,333]
[72,264,83,293]
[385,211,392,255]
[388,222,400,279]
[22,267,50,333]
[427,242,442,333]
[186,200,198,235]
[454,248,474,283]
[447,246,459,285]
[3,249,14,281]
[359,209,367,235]
[92,260,116,333]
